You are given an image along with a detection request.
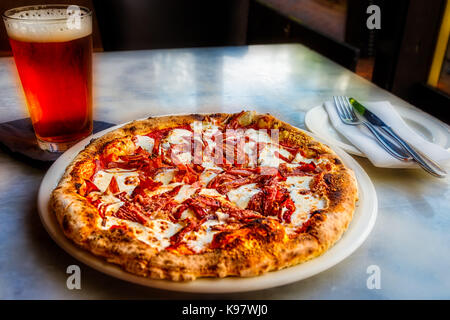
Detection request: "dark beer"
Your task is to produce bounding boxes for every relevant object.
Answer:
[3,5,93,151]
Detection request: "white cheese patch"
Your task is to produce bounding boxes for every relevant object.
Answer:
[242,141,258,167]
[288,190,327,226]
[103,201,124,215]
[185,219,224,253]
[180,208,195,220]
[258,144,292,167]
[191,121,222,166]
[215,211,230,222]
[199,188,223,197]
[144,219,182,249]
[174,184,198,203]
[201,161,223,171]
[239,129,274,167]
[165,128,192,145]
[203,129,220,153]
[191,121,220,138]
[174,151,192,164]
[199,170,219,185]
[134,135,155,153]
[93,169,140,195]
[292,152,308,163]
[154,169,175,185]
[243,141,256,154]
[203,124,221,138]
[162,129,194,164]
[100,216,182,250]
[161,141,171,150]
[227,183,260,209]
[244,128,273,143]
[95,193,124,215]
[284,176,326,226]
[284,176,313,190]
[100,216,126,229]
[292,152,329,165]
[315,158,329,165]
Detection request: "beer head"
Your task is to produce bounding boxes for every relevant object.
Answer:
[3,5,92,42]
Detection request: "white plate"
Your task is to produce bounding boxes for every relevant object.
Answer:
[305,105,449,157]
[37,118,377,293]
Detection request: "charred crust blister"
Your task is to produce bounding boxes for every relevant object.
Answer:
[62,215,70,232]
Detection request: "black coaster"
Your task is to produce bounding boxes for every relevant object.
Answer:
[0,118,115,162]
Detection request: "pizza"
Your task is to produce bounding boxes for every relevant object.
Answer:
[50,111,358,281]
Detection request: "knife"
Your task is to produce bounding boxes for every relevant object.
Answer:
[349,97,447,178]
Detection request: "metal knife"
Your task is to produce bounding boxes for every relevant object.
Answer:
[349,97,447,178]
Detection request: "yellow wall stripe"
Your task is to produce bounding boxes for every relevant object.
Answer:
[428,0,450,86]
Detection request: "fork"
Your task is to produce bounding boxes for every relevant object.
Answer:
[333,96,411,161]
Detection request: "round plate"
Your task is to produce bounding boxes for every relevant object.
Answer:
[305,105,449,157]
[37,118,377,293]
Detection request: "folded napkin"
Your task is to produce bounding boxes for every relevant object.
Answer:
[0,118,115,162]
[324,100,450,168]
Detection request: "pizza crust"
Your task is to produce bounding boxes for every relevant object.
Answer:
[50,112,358,281]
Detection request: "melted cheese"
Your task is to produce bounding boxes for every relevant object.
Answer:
[258,144,292,167]
[227,183,260,209]
[165,128,192,145]
[185,219,224,253]
[199,188,223,197]
[202,161,223,171]
[160,128,194,165]
[215,211,229,222]
[101,216,182,250]
[292,152,329,165]
[191,121,220,138]
[93,169,140,195]
[284,176,313,190]
[244,128,273,143]
[154,169,175,185]
[174,184,198,203]
[283,175,327,226]
[95,193,124,215]
[202,125,220,152]
[174,151,192,164]
[95,125,332,251]
[135,135,154,153]
[242,141,258,167]
[199,170,219,185]
[191,121,222,166]
[288,190,327,226]
[180,208,195,220]
[202,123,221,137]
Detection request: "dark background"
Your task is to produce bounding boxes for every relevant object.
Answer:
[1,0,449,123]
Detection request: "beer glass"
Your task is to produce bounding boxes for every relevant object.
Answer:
[3,5,93,152]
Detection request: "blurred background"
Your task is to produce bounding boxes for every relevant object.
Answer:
[1,0,449,123]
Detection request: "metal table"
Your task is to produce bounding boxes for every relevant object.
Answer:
[0,44,449,299]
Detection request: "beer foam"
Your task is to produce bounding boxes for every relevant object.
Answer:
[4,8,92,42]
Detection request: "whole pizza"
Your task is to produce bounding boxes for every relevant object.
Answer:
[50,111,358,281]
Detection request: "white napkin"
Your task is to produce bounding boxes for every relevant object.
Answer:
[324,100,450,168]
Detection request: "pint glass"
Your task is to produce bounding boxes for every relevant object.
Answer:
[3,5,93,152]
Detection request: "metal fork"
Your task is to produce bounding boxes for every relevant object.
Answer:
[333,96,411,161]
